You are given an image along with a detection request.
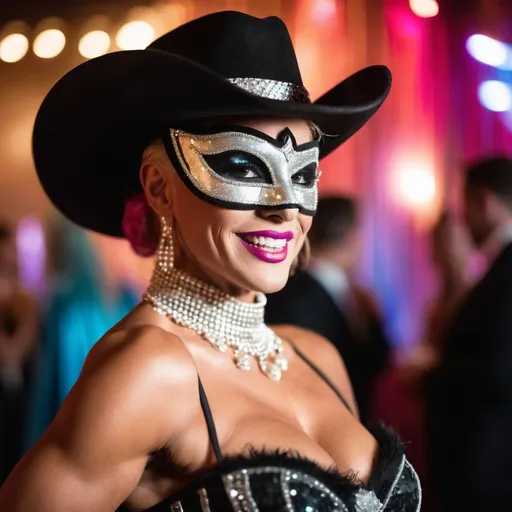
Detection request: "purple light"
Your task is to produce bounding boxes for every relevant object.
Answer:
[16,217,46,294]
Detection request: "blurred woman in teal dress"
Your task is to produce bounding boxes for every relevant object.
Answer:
[24,219,137,449]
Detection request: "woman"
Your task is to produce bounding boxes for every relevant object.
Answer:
[0,11,420,511]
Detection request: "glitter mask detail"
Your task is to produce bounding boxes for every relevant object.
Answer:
[164,126,320,214]
[143,218,288,381]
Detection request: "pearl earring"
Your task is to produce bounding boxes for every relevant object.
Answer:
[157,217,174,272]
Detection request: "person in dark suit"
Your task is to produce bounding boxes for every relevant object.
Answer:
[265,196,390,420]
[426,157,512,511]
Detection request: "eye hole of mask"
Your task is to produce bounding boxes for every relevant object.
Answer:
[291,162,319,187]
[203,151,272,184]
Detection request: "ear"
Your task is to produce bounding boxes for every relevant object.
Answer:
[140,161,174,219]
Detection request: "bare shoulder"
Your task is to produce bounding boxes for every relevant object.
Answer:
[0,325,201,511]
[51,324,199,452]
[273,324,358,416]
[84,323,197,382]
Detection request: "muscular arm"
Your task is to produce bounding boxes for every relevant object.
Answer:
[0,326,197,511]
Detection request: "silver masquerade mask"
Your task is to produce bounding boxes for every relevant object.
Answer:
[162,125,321,215]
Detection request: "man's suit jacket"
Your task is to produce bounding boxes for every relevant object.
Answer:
[427,243,512,510]
[265,270,389,420]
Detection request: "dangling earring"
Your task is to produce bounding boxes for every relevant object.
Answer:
[157,217,174,272]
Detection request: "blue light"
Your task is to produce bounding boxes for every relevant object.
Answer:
[478,81,512,112]
[467,35,511,69]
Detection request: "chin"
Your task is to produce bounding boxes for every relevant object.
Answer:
[245,267,291,295]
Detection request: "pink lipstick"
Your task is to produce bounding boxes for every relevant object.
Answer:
[237,230,294,263]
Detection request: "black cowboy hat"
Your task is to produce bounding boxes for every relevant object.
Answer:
[33,10,391,237]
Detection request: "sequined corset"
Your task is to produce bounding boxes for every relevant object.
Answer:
[138,345,421,512]
[142,425,420,512]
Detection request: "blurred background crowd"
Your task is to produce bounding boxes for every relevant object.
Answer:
[1,0,512,510]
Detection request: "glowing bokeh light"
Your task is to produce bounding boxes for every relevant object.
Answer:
[409,0,439,18]
[0,33,29,63]
[16,217,46,294]
[79,30,111,58]
[312,0,337,23]
[116,20,155,50]
[467,34,508,67]
[397,164,436,206]
[33,29,66,58]
[478,81,512,112]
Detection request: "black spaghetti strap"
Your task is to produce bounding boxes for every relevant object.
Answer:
[198,376,224,463]
[289,341,355,416]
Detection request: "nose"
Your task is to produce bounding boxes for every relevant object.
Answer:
[257,207,299,223]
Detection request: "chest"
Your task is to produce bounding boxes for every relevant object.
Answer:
[129,372,371,510]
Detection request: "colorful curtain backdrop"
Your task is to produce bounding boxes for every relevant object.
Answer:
[1,0,511,345]
[285,0,512,346]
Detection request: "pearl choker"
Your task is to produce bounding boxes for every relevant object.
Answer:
[143,220,288,381]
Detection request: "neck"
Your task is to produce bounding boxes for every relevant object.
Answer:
[144,261,287,380]
[174,251,257,304]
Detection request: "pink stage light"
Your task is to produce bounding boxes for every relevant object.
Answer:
[397,163,436,206]
[312,0,337,23]
[409,0,439,18]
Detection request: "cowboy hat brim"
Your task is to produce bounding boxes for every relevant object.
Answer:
[33,49,391,237]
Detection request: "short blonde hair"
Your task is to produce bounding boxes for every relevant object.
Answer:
[142,138,167,164]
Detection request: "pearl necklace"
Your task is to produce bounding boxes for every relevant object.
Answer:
[143,222,288,380]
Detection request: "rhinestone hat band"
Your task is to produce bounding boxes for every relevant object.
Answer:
[227,77,311,104]
[143,219,288,381]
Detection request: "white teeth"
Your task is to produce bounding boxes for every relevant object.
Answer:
[241,235,288,251]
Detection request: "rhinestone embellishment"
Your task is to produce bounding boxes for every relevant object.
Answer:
[144,220,288,381]
[223,466,350,511]
[227,77,311,103]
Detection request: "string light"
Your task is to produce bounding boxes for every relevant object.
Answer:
[33,29,66,58]
[79,30,110,58]
[409,0,439,18]
[0,33,29,63]
[115,20,155,50]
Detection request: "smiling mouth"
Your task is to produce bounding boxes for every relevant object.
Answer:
[237,234,288,252]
